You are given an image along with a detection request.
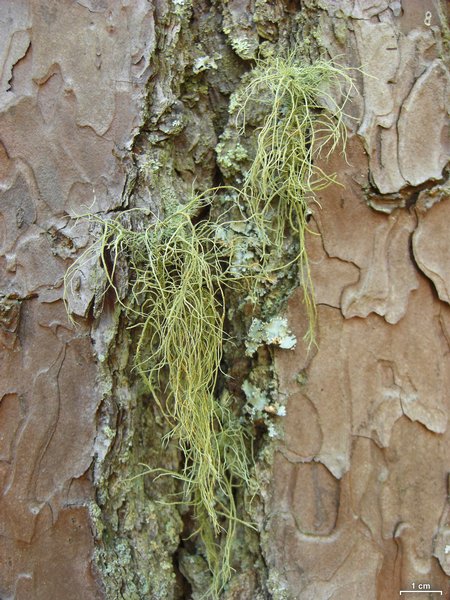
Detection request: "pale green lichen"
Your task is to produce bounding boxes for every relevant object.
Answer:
[66,194,257,598]
[266,570,290,600]
[67,33,353,597]
[215,134,249,179]
[212,47,355,595]
[242,380,270,414]
[193,55,218,73]
[230,36,257,60]
[171,0,191,19]
[245,317,297,356]
[139,156,162,177]
[236,52,355,347]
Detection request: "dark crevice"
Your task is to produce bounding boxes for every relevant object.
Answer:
[7,39,32,93]
[365,169,449,213]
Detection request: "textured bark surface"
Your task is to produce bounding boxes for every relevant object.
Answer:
[0,1,449,599]
[0,2,153,598]
[266,3,450,597]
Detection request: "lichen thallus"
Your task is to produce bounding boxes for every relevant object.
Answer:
[64,55,354,597]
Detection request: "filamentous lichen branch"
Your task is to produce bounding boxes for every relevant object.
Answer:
[235,53,355,347]
[64,54,354,598]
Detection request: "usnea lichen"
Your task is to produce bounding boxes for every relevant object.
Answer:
[233,52,355,346]
[64,53,353,598]
[65,194,255,597]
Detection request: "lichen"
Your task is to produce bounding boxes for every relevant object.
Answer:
[215,133,249,179]
[64,5,354,598]
[266,570,290,600]
[245,317,297,356]
[232,52,355,347]
[66,194,259,597]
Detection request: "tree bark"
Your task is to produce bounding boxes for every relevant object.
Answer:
[0,1,449,599]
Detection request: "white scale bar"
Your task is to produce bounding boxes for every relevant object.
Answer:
[399,592,442,595]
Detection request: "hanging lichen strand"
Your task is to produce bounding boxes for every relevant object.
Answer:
[232,53,354,346]
[64,55,353,598]
[65,196,254,597]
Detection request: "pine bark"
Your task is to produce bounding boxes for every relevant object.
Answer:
[0,1,449,599]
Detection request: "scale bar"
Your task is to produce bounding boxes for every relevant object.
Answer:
[399,592,442,595]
